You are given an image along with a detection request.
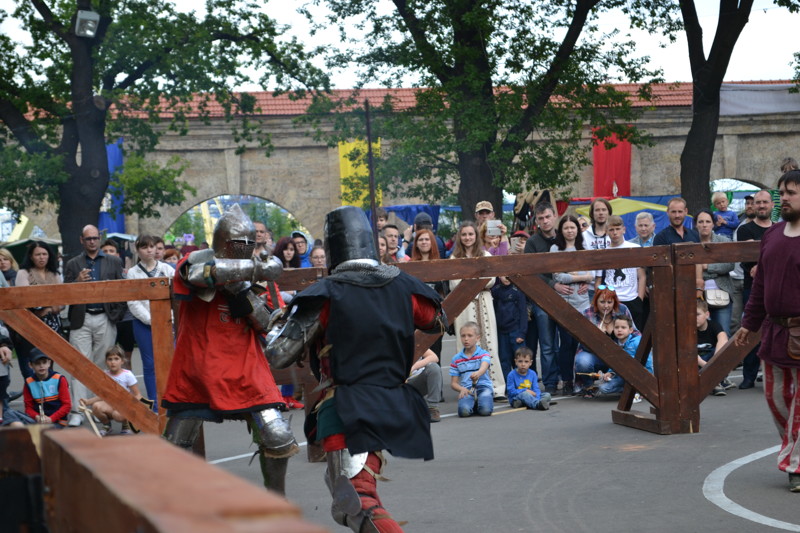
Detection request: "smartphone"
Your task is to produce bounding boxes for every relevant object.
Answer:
[487,220,501,236]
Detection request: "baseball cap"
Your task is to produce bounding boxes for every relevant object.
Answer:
[29,348,51,363]
[511,230,530,239]
[414,212,433,227]
[475,201,493,213]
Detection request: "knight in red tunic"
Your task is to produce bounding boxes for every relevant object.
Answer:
[161,203,298,494]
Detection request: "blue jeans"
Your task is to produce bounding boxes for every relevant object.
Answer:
[531,303,559,388]
[709,302,732,337]
[557,326,578,384]
[497,333,524,382]
[574,350,610,389]
[514,390,551,409]
[457,384,494,417]
[132,319,157,411]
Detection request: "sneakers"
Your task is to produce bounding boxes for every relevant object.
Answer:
[789,473,800,493]
[99,424,111,437]
[68,413,84,427]
[633,393,643,404]
[711,386,727,396]
[283,396,305,410]
[739,379,755,390]
[537,396,551,411]
[120,422,133,435]
[7,390,23,402]
[721,378,736,391]
[493,395,507,403]
[429,406,441,423]
[561,381,574,396]
[511,399,523,408]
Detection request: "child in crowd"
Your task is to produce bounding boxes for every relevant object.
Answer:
[592,315,652,397]
[406,348,443,422]
[506,347,551,410]
[449,322,494,417]
[3,349,71,427]
[711,191,739,239]
[696,300,734,396]
[491,276,528,380]
[80,345,142,435]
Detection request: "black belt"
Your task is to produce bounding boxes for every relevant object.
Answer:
[86,308,105,315]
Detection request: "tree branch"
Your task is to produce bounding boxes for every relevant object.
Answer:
[30,0,71,43]
[392,0,455,83]
[0,98,53,156]
[679,0,706,76]
[503,0,601,154]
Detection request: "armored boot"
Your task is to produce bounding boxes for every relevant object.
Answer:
[162,417,203,450]
[250,408,299,494]
[326,450,402,533]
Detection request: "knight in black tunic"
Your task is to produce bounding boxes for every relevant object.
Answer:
[267,206,444,533]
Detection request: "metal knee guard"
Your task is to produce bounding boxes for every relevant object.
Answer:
[326,449,384,533]
[251,408,299,458]
[163,417,203,449]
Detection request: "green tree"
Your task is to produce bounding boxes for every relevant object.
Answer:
[168,207,208,245]
[0,0,326,256]
[304,0,671,216]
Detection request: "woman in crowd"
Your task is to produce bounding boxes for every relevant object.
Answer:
[573,286,637,396]
[377,234,392,264]
[449,221,505,399]
[14,241,63,379]
[695,209,735,336]
[550,215,594,395]
[271,236,304,409]
[309,245,326,269]
[0,248,19,286]
[411,229,445,362]
[162,248,181,267]
[126,235,174,408]
[479,222,508,256]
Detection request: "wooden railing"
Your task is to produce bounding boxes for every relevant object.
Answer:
[1,240,762,439]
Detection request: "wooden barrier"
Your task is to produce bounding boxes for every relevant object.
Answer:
[0,428,327,533]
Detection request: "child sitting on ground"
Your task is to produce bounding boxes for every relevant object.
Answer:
[592,315,652,397]
[696,300,734,396]
[80,345,142,435]
[506,346,551,410]
[449,322,494,417]
[3,348,71,427]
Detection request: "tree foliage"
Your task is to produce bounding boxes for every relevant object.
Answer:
[0,0,326,256]
[304,0,675,216]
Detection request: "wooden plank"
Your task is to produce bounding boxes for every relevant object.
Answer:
[42,431,327,533]
[396,247,671,284]
[698,333,761,400]
[649,265,680,432]
[512,274,659,404]
[611,409,672,435]
[150,297,175,430]
[672,241,761,265]
[276,267,327,292]
[0,309,158,434]
[673,263,701,432]
[0,278,171,310]
[0,427,43,476]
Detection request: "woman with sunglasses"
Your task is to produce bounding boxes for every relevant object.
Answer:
[573,286,638,396]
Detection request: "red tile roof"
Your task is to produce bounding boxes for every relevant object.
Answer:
[131,81,794,118]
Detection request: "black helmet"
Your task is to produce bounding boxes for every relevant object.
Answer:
[324,206,378,269]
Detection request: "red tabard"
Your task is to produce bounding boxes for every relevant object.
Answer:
[162,268,283,414]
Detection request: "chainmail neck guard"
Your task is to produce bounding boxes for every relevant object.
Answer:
[328,260,400,287]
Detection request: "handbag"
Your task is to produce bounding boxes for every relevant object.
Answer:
[704,288,730,309]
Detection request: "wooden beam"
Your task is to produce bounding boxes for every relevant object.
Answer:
[150,297,175,432]
[673,263,701,433]
[611,409,672,435]
[0,278,171,310]
[512,275,659,405]
[649,265,680,432]
[0,309,158,434]
[672,241,760,265]
[617,321,654,411]
[41,430,327,533]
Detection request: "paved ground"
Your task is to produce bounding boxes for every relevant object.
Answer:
[7,338,799,532]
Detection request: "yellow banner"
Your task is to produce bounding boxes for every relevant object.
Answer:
[338,140,381,207]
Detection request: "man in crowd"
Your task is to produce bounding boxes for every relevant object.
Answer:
[630,212,656,247]
[734,171,800,493]
[292,231,313,267]
[736,189,775,389]
[523,202,565,395]
[383,224,408,262]
[582,198,612,251]
[64,224,126,427]
[254,221,272,256]
[738,195,755,224]
[653,197,699,246]
[475,200,508,234]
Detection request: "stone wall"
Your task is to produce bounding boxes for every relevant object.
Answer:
[24,107,800,241]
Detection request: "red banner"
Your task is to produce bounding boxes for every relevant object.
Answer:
[592,132,631,197]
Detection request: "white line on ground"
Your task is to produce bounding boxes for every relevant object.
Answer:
[703,445,800,532]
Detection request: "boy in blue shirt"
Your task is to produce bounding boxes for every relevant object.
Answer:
[506,347,551,410]
[449,322,493,417]
[593,315,652,396]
